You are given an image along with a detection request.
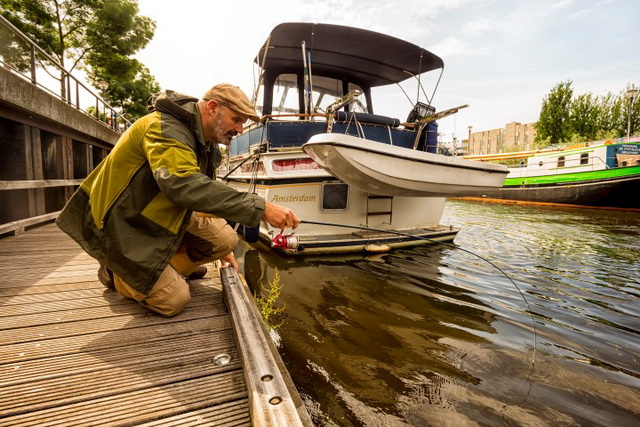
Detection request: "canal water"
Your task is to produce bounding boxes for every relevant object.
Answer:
[238,199,640,426]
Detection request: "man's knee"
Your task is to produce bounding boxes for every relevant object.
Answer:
[143,268,191,317]
[182,215,240,262]
[114,266,191,317]
[213,228,239,258]
[145,285,190,317]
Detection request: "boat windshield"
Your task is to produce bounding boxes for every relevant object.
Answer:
[255,73,367,117]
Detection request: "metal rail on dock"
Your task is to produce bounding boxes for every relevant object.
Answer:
[220,267,313,427]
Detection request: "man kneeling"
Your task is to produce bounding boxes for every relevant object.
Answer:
[58,84,299,316]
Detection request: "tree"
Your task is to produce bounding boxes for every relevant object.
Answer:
[621,84,640,139]
[569,92,600,141]
[0,0,159,120]
[535,80,573,144]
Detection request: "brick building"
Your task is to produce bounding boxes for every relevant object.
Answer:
[465,122,537,155]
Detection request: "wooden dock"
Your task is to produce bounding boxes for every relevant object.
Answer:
[0,223,310,426]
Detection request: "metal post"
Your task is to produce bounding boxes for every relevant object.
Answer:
[626,87,638,142]
[30,45,36,84]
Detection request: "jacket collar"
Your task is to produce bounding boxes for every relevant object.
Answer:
[150,90,208,148]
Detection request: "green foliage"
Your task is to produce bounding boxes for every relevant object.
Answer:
[254,269,286,330]
[569,92,600,140]
[0,0,159,119]
[535,80,573,144]
[536,81,640,147]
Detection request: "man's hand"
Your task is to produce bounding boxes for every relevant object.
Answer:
[220,252,238,271]
[263,201,301,229]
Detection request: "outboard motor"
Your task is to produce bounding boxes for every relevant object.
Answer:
[406,102,435,123]
[407,102,438,153]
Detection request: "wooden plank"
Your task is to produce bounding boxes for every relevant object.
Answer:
[0,302,226,345]
[0,285,221,312]
[0,317,229,364]
[0,331,236,386]
[0,297,227,329]
[0,179,83,190]
[137,400,251,426]
[0,212,59,236]
[0,350,242,417]
[29,127,46,216]
[0,221,310,425]
[0,373,248,426]
[0,280,221,304]
[0,281,103,297]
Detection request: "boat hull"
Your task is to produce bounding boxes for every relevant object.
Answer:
[225,159,455,255]
[303,133,508,197]
[477,168,640,209]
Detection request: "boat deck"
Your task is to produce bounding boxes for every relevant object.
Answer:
[0,223,305,426]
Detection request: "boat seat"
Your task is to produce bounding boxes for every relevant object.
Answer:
[335,111,400,127]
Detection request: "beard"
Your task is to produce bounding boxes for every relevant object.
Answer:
[212,112,238,145]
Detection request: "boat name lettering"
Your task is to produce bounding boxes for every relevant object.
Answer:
[270,194,317,203]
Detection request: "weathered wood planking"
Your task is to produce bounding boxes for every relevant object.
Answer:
[0,223,252,426]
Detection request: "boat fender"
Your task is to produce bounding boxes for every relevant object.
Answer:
[364,244,391,253]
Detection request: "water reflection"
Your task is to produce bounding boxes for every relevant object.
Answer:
[235,200,640,426]
[237,243,526,425]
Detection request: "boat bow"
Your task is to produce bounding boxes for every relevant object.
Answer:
[303,134,508,197]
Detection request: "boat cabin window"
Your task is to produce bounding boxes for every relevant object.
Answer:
[557,156,565,167]
[321,182,349,211]
[272,74,301,115]
[264,74,367,116]
[580,153,589,165]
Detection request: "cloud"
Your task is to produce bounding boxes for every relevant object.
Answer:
[132,0,639,143]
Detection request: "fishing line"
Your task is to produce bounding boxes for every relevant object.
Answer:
[300,219,537,403]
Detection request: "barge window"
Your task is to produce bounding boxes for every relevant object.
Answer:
[580,153,589,165]
[321,182,349,211]
[557,156,565,167]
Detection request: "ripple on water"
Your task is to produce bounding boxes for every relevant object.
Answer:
[240,199,640,425]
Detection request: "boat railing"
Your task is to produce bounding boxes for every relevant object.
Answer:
[509,154,611,178]
[232,113,435,158]
[258,114,397,146]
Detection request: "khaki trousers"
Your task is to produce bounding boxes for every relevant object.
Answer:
[114,213,238,317]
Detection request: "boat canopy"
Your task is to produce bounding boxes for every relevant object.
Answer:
[256,23,444,88]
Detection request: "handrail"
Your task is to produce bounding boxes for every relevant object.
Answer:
[261,113,328,120]
[0,14,131,132]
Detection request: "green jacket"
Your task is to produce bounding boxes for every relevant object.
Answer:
[57,90,264,294]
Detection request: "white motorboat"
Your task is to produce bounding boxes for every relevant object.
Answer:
[224,23,507,255]
[302,133,508,197]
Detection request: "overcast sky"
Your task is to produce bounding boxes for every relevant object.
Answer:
[135,0,639,141]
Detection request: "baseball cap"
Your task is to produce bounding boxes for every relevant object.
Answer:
[202,84,260,122]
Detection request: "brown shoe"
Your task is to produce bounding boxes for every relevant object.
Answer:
[187,265,207,280]
[98,264,115,290]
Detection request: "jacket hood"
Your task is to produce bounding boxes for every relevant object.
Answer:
[149,90,212,147]
[149,90,198,122]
